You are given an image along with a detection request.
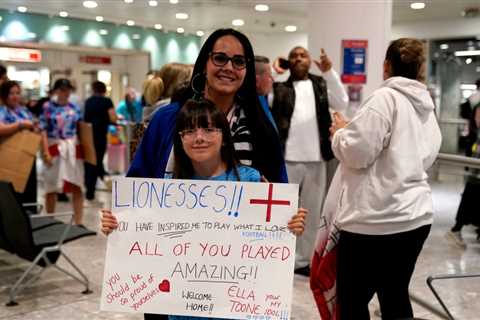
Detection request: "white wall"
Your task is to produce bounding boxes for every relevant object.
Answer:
[126,54,150,94]
[392,18,480,40]
[245,32,308,62]
[307,0,392,100]
[243,31,308,82]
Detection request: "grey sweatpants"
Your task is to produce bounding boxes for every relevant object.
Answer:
[286,160,331,269]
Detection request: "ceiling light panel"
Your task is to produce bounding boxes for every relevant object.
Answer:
[410,2,425,10]
[255,4,269,12]
[83,1,98,9]
[285,25,297,32]
[232,19,244,26]
[176,13,189,20]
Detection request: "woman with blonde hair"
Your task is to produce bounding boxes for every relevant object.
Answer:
[155,63,193,98]
[143,77,164,108]
[143,63,193,122]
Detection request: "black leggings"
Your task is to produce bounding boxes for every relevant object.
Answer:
[452,178,480,231]
[336,225,431,320]
[84,142,106,200]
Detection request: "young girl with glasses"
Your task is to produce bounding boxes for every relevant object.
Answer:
[101,99,307,320]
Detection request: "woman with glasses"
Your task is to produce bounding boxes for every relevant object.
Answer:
[128,28,287,184]
[118,28,288,320]
[102,99,306,320]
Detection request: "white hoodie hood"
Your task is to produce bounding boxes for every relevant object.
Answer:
[383,77,434,121]
[331,76,442,235]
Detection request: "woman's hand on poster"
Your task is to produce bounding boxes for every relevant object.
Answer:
[288,208,308,236]
[100,209,118,236]
[330,112,348,137]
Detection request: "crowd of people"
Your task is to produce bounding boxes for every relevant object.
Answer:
[0,60,196,226]
[4,26,476,319]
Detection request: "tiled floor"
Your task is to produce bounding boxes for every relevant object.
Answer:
[1,173,479,319]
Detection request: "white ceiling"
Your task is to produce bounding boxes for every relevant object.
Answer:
[0,0,479,35]
[392,0,480,23]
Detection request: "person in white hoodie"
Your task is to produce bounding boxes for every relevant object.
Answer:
[329,38,442,319]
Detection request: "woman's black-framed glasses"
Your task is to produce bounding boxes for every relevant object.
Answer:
[209,52,248,70]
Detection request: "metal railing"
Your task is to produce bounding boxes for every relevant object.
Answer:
[410,152,480,320]
[436,152,480,170]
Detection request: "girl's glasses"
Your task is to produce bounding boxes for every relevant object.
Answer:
[209,52,247,70]
[179,127,222,140]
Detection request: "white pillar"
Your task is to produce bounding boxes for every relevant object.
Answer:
[307,0,392,101]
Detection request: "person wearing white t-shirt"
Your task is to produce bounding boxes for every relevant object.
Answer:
[271,47,348,276]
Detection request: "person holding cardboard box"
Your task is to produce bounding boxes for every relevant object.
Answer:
[0,80,39,205]
[39,78,85,225]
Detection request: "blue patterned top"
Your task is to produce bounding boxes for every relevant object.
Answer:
[0,105,33,124]
[39,101,81,139]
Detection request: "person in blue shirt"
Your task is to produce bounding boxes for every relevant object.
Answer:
[116,88,143,123]
[0,80,37,205]
[101,99,307,320]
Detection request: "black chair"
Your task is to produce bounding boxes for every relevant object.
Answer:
[22,202,64,230]
[0,181,96,306]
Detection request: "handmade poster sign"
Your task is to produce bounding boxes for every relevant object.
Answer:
[101,177,298,319]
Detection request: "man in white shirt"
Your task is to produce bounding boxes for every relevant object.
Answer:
[272,47,348,276]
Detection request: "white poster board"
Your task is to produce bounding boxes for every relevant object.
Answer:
[101,177,298,319]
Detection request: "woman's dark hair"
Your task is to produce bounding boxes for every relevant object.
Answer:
[0,80,20,104]
[92,81,107,94]
[385,38,425,82]
[176,28,283,182]
[173,99,240,180]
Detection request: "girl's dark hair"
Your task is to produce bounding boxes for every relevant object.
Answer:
[0,80,20,104]
[173,99,240,180]
[176,28,284,182]
[385,38,425,82]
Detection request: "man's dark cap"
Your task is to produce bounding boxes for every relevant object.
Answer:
[53,78,73,91]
